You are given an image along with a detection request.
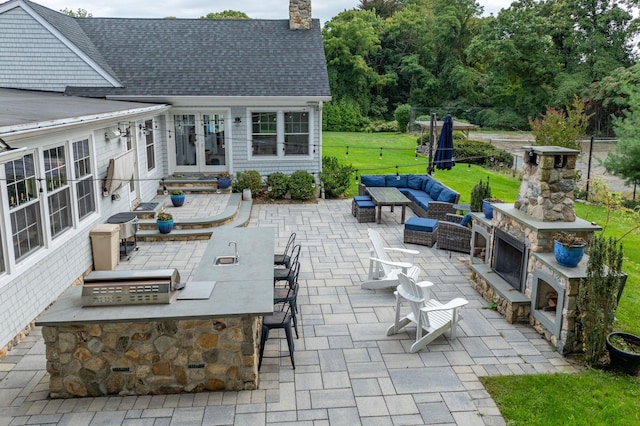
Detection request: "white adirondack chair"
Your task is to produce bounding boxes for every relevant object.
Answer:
[387,272,468,353]
[361,228,421,290]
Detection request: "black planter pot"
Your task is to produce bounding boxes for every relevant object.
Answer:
[606,332,640,375]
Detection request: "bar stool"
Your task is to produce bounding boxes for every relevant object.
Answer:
[274,244,300,287]
[274,261,300,338]
[259,301,296,370]
[274,232,296,268]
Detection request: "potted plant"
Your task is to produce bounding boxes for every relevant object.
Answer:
[470,177,492,212]
[606,332,640,375]
[169,189,185,207]
[217,171,232,190]
[156,211,174,234]
[553,232,587,267]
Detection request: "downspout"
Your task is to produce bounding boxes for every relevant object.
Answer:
[318,101,323,174]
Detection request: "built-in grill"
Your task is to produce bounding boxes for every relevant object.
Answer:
[107,212,138,259]
[82,269,182,306]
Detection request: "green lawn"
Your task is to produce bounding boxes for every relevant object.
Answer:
[324,131,640,423]
[481,370,640,425]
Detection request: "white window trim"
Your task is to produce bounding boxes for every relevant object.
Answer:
[42,144,72,241]
[71,136,99,223]
[248,108,313,160]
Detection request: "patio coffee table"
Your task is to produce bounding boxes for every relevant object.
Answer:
[367,187,412,224]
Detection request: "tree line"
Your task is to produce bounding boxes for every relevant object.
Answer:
[322,0,639,134]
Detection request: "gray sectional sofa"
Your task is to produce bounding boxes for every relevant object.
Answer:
[358,174,460,220]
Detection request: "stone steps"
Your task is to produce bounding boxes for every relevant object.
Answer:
[157,174,230,195]
[136,194,252,241]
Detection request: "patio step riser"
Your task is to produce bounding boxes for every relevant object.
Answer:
[137,217,236,231]
[137,233,213,242]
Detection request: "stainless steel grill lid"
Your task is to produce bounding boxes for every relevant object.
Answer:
[82,269,182,306]
[107,212,138,240]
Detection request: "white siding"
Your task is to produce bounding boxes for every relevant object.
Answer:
[230,106,322,179]
[0,114,168,349]
[0,8,111,92]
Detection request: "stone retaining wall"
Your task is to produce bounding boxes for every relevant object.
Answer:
[43,316,260,398]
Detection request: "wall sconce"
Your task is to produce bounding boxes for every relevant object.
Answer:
[139,123,151,135]
[119,127,131,139]
[105,129,121,141]
[234,117,242,124]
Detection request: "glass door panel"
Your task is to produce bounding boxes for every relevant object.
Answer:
[174,114,197,166]
[203,114,226,166]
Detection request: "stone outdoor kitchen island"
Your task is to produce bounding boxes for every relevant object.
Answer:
[37,228,273,398]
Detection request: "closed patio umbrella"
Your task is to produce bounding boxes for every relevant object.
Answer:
[434,114,455,170]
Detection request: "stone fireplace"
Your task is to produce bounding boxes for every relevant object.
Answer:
[470,146,601,354]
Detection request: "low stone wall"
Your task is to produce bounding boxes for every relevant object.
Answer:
[43,316,261,398]
[470,271,530,324]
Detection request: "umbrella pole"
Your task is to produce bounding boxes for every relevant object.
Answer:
[428,113,436,175]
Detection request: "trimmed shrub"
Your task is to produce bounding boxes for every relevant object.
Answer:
[320,156,354,198]
[454,139,514,169]
[362,120,399,133]
[394,104,412,133]
[289,170,316,200]
[470,177,492,212]
[234,170,263,196]
[267,172,289,199]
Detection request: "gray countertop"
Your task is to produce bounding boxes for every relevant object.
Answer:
[36,227,274,325]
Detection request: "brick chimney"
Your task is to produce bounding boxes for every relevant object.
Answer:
[514,146,580,222]
[290,0,312,30]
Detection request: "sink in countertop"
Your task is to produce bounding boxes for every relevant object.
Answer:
[213,255,238,266]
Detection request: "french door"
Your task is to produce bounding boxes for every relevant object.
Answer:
[173,113,227,173]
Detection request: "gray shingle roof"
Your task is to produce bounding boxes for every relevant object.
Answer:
[62,17,330,98]
[0,88,166,129]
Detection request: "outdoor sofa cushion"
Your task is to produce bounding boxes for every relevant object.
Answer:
[361,175,386,187]
[404,217,438,232]
[407,175,426,190]
[437,187,458,203]
[385,174,408,188]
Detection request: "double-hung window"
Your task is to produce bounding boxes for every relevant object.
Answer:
[251,112,277,156]
[284,112,309,155]
[73,139,96,220]
[44,146,71,238]
[251,110,310,157]
[6,154,42,261]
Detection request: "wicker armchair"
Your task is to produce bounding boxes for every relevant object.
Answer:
[425,201,457,221]
[437,213,472,253]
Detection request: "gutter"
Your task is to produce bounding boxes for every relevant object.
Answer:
[0,104,170,138]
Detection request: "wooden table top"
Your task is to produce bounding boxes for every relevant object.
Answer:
[367,187,411,205]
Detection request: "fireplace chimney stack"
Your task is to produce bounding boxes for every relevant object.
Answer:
[515,146,580,222]
[290,0,312,30]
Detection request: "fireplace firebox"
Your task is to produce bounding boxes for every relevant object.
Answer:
[492,228,526,292]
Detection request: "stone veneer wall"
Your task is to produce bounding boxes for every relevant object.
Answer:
[470,274,530,324]
[43,316,260,398]
[289,0,312,30]
[515,152,577,222]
